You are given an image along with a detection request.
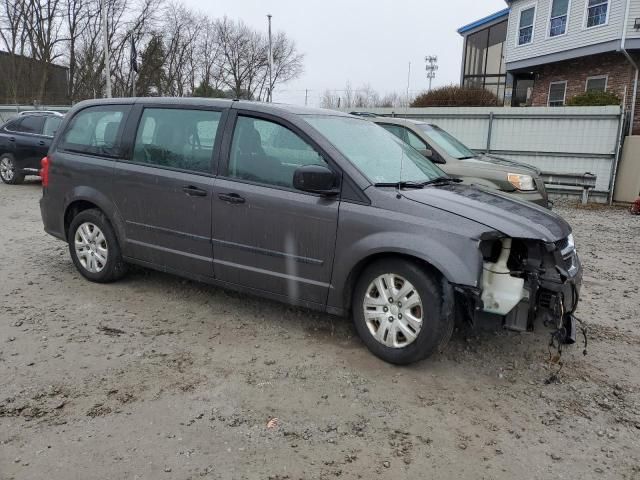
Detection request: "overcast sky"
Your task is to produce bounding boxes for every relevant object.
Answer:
[183,0,507,106]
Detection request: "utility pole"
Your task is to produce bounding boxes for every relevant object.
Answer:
[102,1,111,98]
[425,55,438,92]
[406,61,411,106]
[267,14,273,102]
[305,89,308,106]
[130,34,137,97]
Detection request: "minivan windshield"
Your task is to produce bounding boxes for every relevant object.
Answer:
[418,124,477,160]
[304,115,444,184]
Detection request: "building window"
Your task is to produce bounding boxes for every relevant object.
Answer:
[586,0,608,28]
[548,81,567,106]
[518,6,536,45]
[586,75,607,92]
[462,19,507,104]
[549,0,569,37]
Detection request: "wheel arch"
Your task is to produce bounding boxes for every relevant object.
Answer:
[339,252,446,315]
[63,187,126,243]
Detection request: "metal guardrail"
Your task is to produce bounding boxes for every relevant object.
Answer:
[541,172,597,204]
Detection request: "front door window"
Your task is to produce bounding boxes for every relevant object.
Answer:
[228,116,327,188]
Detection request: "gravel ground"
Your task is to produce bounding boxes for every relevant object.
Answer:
[1,181,639,480]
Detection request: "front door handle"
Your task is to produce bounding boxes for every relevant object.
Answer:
[182,185,207,197]
[8,137,15,142]
[218,193,245,204]
[38,141,46,146]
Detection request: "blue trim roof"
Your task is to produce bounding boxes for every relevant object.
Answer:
[457,8,510,35]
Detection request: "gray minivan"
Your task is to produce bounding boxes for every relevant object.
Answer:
[40,98,582,364]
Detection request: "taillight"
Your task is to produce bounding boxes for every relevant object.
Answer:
[40,156,50,187]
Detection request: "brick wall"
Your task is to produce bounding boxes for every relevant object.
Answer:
[529,51,640,134]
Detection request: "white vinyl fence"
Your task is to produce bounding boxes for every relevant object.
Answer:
[349,106,624,199]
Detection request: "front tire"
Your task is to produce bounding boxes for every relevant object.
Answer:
[0,154,25,185]
[352,259,453,365]
[68,209,127,283]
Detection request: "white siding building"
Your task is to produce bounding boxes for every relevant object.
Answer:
[505,0,638,69]
[459,0,640,132]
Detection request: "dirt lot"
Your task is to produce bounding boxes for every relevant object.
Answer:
[0,180,639,480]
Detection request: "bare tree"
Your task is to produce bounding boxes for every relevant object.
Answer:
[22,0,65,102]
[197,17,224,93]
[320,90,340,109]
[321,84,405,109]
[353,83,379,108]
[63,0,98,101]
[256,31,304,101]
[2,0,304,103]
[69,0,160,100]
[162,2,200,96]
[116,0,161,96]
[71,0,104,100]
[215,17,265,99]
[379,92,402,108]
[0,0,30,103]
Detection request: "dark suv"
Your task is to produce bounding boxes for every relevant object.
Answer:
[40,98,582,364]
[0,112,63,184]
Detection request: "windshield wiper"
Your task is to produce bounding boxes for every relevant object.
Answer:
[420,176,463,186]
[374,177,463,189]
[374,181,426,189]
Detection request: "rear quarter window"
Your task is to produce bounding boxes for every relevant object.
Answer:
[59,105,130,157]
[3,119,22,132]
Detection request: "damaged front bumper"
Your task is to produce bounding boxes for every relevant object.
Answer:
[458,234,583,337]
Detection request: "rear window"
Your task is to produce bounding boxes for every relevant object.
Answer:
[59,105,130,157]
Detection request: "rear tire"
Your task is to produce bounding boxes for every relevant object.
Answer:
[0,154,25,185]
[68,209,127,283]
[352,258,453,365]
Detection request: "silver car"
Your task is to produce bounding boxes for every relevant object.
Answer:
[373,117,550,207]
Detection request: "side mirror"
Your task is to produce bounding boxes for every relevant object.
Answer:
[421,149,445,164]
[293,164,339,196]
[419,148,433,158]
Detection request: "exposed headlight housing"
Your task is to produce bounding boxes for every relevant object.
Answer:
[567,233,575,250]
[507,173,536,191]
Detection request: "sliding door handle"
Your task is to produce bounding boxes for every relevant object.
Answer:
[218,193,245,204]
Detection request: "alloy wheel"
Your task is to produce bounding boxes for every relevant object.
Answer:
[74,222,108,273]
[0,157,15,182]
[362,273,423,348]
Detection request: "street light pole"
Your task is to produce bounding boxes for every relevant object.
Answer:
[102,1,111,98]
[267,14,273,102]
